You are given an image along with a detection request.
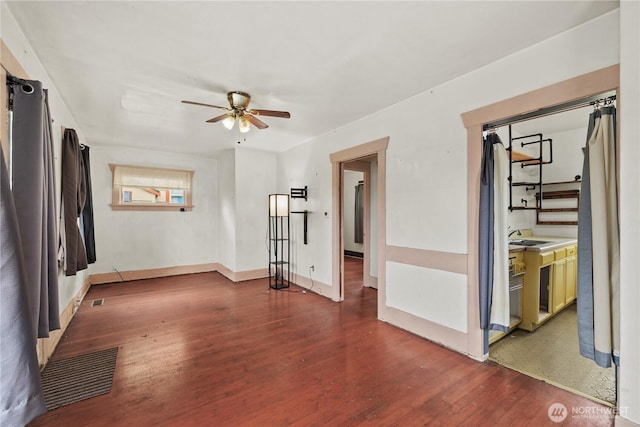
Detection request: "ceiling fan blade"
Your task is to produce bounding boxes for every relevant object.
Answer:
[246,114,269,129]
[249,109,290,119]
[182,100,230,111]
[206,113,232,123]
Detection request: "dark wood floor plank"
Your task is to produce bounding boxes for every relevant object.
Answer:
[29,258,613,426]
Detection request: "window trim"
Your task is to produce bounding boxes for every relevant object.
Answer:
[109,163,195,211]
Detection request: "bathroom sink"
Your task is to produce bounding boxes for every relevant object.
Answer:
[509,240,550,246]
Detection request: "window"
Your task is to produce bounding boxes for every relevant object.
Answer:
[109,164,194,211]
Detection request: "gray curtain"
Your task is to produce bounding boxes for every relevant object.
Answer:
[354,182,364,244]
[577,106,620,368]
[479,133,498,351]
[1,78,52,426]
[8,78,60,337]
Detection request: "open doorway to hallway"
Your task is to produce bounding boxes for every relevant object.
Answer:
[330,136,388,316]
[341,158,378,316]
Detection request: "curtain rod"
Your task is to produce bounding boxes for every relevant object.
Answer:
[6,75,30,86]
[483,93,616,131]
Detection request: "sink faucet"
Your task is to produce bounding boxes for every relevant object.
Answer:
[508,229,522,238]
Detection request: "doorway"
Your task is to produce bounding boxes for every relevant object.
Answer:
[462,64,620,405]
[329,136,388,316]
[342,160,377,310]
[485,98,617,405]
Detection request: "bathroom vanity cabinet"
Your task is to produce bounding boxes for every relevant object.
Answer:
[519,240,577,332]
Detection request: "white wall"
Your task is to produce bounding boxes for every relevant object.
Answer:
[531,126,585,238]
[618,1,640,424]
[278,143,333,285]
[343,170,364,254]
[278,10,620,333]
[91,145,217,273]
[1,3,89,309]
[217,147,276,274]
[538,127,586,183]
[234,147,276,272]
[217,149,236,271]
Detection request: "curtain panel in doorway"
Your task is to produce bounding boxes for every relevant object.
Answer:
[577,106,620,368]
[490,142,510,332]
[479,134,495,332]
[479,133,510,348]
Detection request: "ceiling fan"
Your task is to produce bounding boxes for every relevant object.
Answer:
[182,91,290,133]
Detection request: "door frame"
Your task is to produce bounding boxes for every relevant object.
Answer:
[330,136,388,316]
[461,64,620,359]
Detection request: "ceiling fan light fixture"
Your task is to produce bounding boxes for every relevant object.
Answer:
[222,115,236,130]
[183,91,290,133]
[239,116,251,133]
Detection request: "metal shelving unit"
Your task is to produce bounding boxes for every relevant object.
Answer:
[507,126,553,211]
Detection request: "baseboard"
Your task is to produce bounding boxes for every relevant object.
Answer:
[616,415,640,427]
[291,272,334,300]
[344,250,364,258]
[88,263,218,284]
[89,263,269,285]
[365,275,378,289]
[36,278,91,368]
[216,264,268,282]
[380,305,469,356]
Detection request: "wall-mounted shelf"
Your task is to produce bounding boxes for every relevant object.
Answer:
[511,150,552,166]
[290,186,309,244]
[291,210,309,244]
[535,189,579,225]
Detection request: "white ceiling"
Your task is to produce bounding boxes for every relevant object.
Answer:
[5,1,618,157]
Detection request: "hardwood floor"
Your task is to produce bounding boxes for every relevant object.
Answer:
[30,257,613,426]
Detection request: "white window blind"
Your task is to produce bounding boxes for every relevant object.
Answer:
[112,165,191,189]
[109,163,195,211]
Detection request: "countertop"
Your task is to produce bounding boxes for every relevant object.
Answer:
[509,236,577,252]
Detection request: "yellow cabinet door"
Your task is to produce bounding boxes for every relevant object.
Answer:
[565,255,577,304]
[551,259,566,314]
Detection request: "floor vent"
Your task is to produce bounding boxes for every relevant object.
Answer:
[91,299,104,307]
